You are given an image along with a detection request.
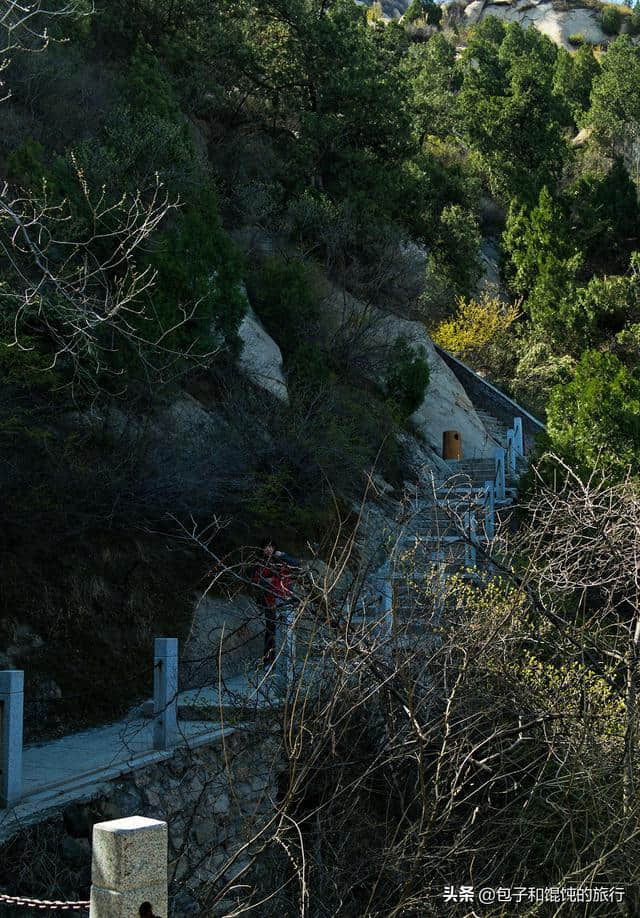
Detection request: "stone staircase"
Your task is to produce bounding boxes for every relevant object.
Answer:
[381,411,526,641]
[178,412,530,714]
[477,409,508,449]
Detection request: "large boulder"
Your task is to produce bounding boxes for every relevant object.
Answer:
[236,306,289,403]
[388,315,495,459]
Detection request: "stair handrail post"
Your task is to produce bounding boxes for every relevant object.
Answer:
[483,480,495,541]
[153,637,178,751]
[513,417,524,457]
[375,559,394,660]
[506,428,516,477]
[0,670,23,808]
[463,509,477,569]
[495,448,506,501]
[434,548,447,622]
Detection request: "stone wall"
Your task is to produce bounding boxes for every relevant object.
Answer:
[435,345,545,454]
[0,725,283,918]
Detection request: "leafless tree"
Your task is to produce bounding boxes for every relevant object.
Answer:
[0,1,231,397]
[1,1,92,92]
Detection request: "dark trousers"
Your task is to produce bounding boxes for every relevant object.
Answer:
[263,604,277,665]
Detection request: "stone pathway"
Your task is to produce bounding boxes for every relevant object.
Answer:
[0,699,232,842]
[1,411,530,843]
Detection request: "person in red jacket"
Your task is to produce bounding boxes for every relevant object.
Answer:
[252,537,301,667]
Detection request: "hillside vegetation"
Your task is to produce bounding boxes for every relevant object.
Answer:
[1,0,640,727]
[4,3,640,916]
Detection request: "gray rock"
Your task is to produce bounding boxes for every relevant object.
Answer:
[170,890,200,917]
[145,789,162,809]
[194,817,219,847]
[236,306,289,403]
[320,283,493,459]
[98,786,143,823]
[464,0,609,50]
[213,792,230,815]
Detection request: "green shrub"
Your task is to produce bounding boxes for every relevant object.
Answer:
[547,349,640,479]
[565,158,640,264]
[287,341,335,387]
[404,0,442,26]
[568,33,585,47]
[601,5,623,35]
[247,258,320,357]
[134,188,246,370]
[230,375,401,539]
[385,337,430,418]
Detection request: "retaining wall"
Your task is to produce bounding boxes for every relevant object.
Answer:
[434,345,546,454]
[0,725,282,918]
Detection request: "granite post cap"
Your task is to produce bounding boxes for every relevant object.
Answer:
[91,817,167,892]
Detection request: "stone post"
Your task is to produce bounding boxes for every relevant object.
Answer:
[463,510,477,569]
[153,638,178,751]
[375,560,394,658]
[513,417,524,458]
[0,670,23,808]
[495,448,506,501]
[90,816,168,918]
[507,429,516,477]
[484,481,495,541]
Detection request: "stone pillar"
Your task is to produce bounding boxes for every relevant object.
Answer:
[484,481,495,541]
[153,638,178,751]
[375,561,394,658]
[513,417,524,458]
[90,816,168,918]
[463,510,477,569]
[0,670,23,807]
[495,448,506,501]
[507,429,516,477]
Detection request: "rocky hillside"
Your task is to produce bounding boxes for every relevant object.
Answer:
[370,0,635,49]
[450,0,611,48]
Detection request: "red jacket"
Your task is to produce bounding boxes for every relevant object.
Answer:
[252,556,298,608]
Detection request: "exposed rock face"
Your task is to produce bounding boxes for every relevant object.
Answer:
[461,0,608,50]
[365,0,618,50]
[236,307,289,403]
[479,236,504,298]
[395,316,495,459]
[321,284,494,459]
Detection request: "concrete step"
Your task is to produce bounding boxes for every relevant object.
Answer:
[447,462,496,472]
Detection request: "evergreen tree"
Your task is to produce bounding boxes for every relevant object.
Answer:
[407,33,460,143]
[502,186,574,297]
[547,350,640,479]
[553,44,599,127]
[588,36,640,154]
[458,21,566,200]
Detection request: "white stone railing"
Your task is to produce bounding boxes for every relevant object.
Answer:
[0,670,23,807]
[0,637,180,810]
[465,415,525,569]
